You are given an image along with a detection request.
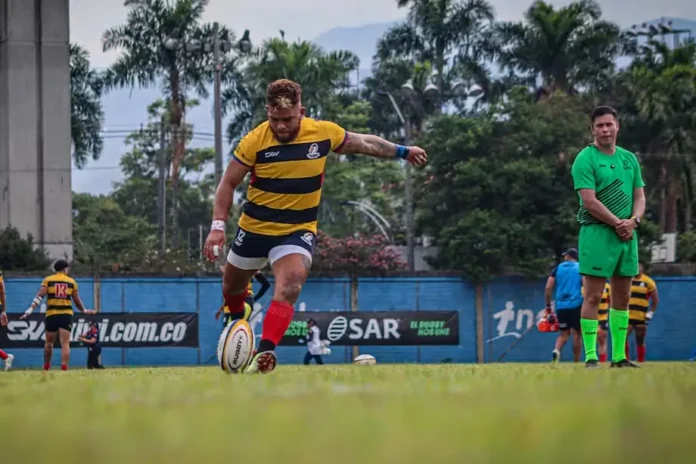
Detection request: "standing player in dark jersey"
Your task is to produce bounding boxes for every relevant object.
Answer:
[0,269,15,371]
[571,106,645,368]
[204,79,428,374]
[21,260,95,370]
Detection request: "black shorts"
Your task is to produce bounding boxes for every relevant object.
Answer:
[45,314,73,332]
[598,320,608,331]
[228,227,316,270]
[629,319,647,327]
[556,307,581,331]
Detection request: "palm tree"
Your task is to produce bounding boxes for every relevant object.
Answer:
[101,0,237,247]
[223,37,358,148]
[380,0,496,102]
[496,0,620,95]
[70,44,104,169]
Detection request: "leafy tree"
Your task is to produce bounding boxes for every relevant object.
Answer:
[416,91,590,281]
[72,193,155,270]
[320,100,405,239]
[613,40,696,233]
[70,44,104,169]
[0,227,52,271]
[111,99,216,249]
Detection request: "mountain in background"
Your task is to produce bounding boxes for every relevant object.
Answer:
[72,17,695,195]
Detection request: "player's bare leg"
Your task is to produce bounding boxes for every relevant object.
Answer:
[597,327,608,362]
[222,261,258,321]
[0,349,13,371]
[609,276,639,368]
[553,330,570,362]
[59,328,71,370]
[571,328,582,362]
[580,275,605,367]
[44,331,56,370]
[634,324,647,362]
[625,325,634,360]
[245,253,310,374]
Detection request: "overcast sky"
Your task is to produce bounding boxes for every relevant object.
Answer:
[71,0,696,68]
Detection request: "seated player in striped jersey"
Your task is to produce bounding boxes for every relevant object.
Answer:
[21,260,95,371]
[204,79,428,374]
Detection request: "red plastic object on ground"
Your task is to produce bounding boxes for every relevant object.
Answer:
[537,310,559,332]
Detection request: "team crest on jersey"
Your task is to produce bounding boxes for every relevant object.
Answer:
[306,143,321,159]
[301,233,314,246]
[234,229,246,246]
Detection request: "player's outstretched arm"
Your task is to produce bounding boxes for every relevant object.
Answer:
[338,132,427,167]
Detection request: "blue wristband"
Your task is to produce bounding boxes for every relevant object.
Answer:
[395,145,409,159]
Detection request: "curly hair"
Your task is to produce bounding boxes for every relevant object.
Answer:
[266,79,302,109]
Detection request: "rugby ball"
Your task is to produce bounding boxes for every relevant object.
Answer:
[217,319,255,374]
[353,354,376,365]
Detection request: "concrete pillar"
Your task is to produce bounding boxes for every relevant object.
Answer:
[0,0,73,260]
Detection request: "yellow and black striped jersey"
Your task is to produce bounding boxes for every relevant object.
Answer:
[41,272,77,317]
[598,282,611,322]
[629,274,657,321]
[233,118,347,236]
[247,279,254,297]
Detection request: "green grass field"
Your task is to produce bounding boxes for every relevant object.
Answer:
[1,363,695,463]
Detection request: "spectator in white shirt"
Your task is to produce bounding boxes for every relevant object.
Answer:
[304,319,325,365]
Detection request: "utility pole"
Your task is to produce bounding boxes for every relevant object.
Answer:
[404,121,415,271]
[213,22,224,187]
[158,117,167,252]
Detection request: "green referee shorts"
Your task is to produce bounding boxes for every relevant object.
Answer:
[578,224,639,278]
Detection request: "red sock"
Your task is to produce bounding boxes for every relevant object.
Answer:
[261,300,294,347]
[223,289,248,317]
[637,345,646,363]
[625,343,630,360]
[599,353,607,363]
[0,349,7,360]
[61,364,68,371]
[43,363,51,371]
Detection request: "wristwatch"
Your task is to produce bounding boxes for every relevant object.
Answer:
[632,216,640,227]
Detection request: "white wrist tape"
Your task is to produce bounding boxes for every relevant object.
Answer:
[211,220,226,232]
[33,297,42,306]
